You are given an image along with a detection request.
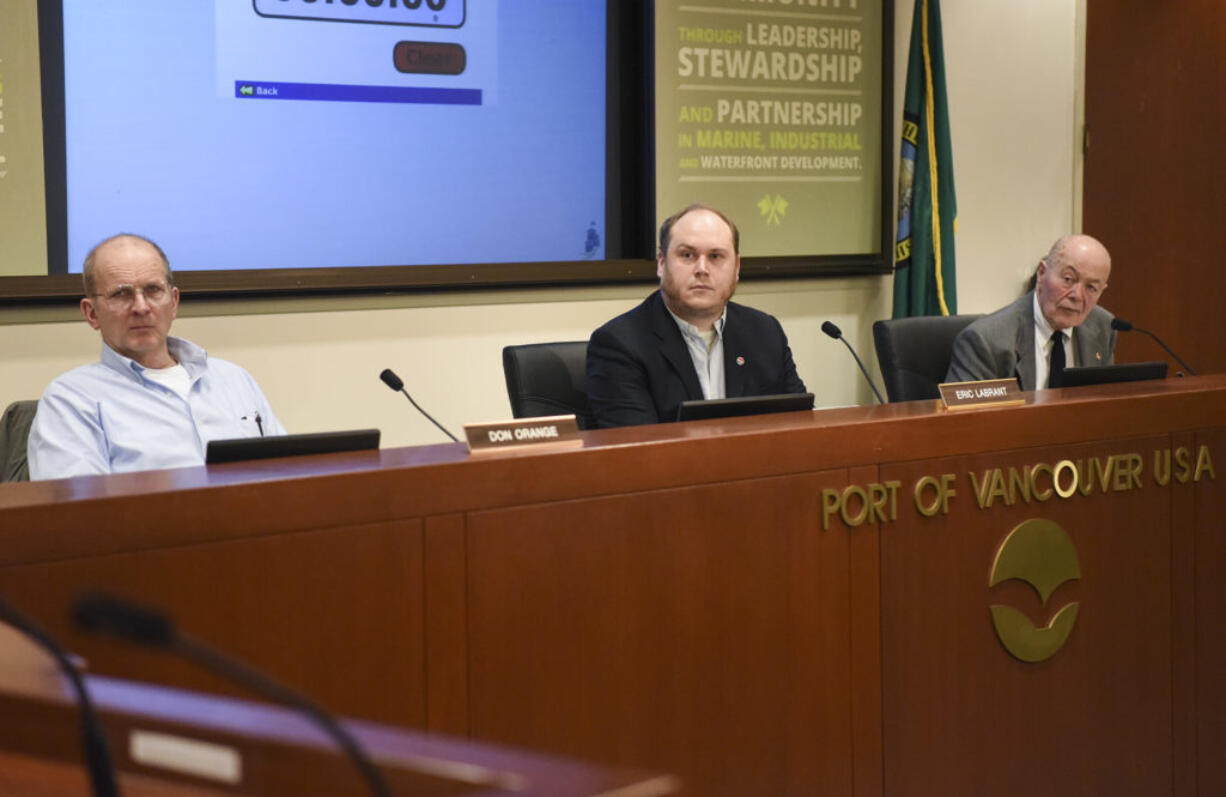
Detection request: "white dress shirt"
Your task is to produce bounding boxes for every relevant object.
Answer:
[1033,293,1076,390]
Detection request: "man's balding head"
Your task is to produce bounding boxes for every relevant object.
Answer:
[1035,234,1112,330]
[79,233,180,369]
[83,234,172,297]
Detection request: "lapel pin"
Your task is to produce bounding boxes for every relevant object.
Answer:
[736,356,745,366]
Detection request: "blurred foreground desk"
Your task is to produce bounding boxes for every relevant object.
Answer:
[0,624,676,796]
[2,375,1224,796]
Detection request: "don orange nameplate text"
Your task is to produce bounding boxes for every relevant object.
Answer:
[464,415,582,454]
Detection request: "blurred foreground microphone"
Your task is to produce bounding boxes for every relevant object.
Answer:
[821,321,886,404]
[1110,318,1197,375]
[379,368,459,442]
[72,593,391,797]
[0,596,119,797]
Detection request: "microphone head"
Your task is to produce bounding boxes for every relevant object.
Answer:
[1110,318,1133,332]
[379,368,405,392]
[820,321,843,340]
[73,593,177,647]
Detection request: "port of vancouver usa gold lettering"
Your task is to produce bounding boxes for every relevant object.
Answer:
[819,445,1214,531]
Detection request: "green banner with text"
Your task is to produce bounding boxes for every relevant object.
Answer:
[654,0,883,257]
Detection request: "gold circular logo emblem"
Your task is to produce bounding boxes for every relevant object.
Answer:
[989,519,1081,662]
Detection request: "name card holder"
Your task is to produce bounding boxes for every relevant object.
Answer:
[938,378,1026,411]
[464,415,582,454]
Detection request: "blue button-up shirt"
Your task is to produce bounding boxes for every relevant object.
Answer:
[666,306,727,400]
[28,337,285,479]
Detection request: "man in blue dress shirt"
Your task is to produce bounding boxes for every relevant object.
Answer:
[27,234,285,479]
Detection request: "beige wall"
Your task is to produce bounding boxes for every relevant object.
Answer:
[0,3,1083,448]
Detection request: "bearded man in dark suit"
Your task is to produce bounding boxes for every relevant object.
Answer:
[586,204,807,428]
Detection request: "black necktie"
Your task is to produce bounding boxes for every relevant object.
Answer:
[1048,330,1066,388]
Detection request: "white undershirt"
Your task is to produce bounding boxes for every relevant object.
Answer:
[142,362,193,400]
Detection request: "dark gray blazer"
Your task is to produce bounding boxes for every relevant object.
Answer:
[586,290,807,428]
[945,293,1116,390]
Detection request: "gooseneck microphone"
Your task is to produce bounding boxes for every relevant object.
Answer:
[1110,318,1197,375]
[72,593,391,797]
[379,368,460,442]
[0,596,119,797]
[821,321,886,404]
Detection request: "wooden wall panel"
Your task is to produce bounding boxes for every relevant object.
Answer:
[1084,0,1226,374]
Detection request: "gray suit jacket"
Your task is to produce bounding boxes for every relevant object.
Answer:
[945,293,1116,390]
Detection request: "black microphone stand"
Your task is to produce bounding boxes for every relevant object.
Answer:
[821,321,886,404]
[1112,319,1197,376]
[0,596,119,797]
[72,593,391,797]
[379,369,460,442]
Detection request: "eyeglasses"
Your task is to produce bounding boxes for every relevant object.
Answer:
[93,281,173,310]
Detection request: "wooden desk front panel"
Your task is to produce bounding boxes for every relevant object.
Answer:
[0,519,427,727]
[461,469,872,797]
[877,434,1179,797]
[1194,428,1225,796]
[2,379,1224,797]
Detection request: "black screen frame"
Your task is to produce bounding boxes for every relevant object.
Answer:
[2,0,894,305]
[205,428,381,465]
[676,392,816,422]
[1061,361,1169,388]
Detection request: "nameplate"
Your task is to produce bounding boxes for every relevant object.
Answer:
[464,415,582,454]
[938,378,1026,411]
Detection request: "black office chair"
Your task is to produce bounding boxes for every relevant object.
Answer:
[501,342,593,429]
[0,400,39,482]
[872,315,983,402]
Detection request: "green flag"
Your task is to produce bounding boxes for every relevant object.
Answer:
[893,0,957,318]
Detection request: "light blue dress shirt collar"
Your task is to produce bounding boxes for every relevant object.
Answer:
[99,336,208,384]
[665,305,728,401]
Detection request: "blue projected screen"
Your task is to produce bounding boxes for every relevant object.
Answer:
[61,1,607,272]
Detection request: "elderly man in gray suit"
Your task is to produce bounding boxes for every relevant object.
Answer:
[946,234,1115,390]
